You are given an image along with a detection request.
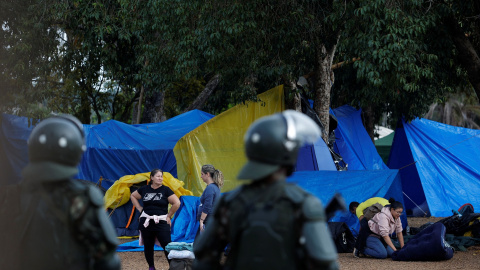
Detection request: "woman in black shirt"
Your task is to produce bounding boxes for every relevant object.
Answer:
[131,168,181,270]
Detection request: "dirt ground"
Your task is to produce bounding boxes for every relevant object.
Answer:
[118,217,480,270]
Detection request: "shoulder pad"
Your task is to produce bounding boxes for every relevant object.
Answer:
[223,186,244,203]
[284,184,307,204]
[302,195,326,221]
[88,185,105,207]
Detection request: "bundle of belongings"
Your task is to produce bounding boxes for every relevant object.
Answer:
[166,242,195,270]
[391,223,454,261]
[327,222,356,253]
[393,203,480,261]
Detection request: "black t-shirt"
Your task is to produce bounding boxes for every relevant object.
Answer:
[137,184,174,230]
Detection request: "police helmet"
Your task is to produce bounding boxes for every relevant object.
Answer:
[237,110,322,180]
[22,114,86,181]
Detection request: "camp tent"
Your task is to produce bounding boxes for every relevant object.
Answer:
[105,171,193,236]
[173,86,285,196]
[77,109,214,189]
[0,114,33,185]
[331,105,389,170]
[388,118,480,217]
[296,137,337,172]
[287,169,408,228]
[174,85,337,196]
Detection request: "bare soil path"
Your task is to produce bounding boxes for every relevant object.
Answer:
[118,217,480,270]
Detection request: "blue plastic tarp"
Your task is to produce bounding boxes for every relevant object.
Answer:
[296,137,337,171]
[117,239,163,252]
[287,170,407,228]
[0,110,213,189]
[331,106,389,170]
[77,110,214,189]
[171,196,200,243]
[389,118,480,217]
[329,211,360,237]
[0,114,33,185]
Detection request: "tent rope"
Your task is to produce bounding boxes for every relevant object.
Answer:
[394,133,480,215]
[402,191,428,216]
[108,198,123,218]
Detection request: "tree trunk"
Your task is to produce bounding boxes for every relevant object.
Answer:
[183,74,221,113]
[77,83,91,124]
[283,76,301,111]
[141,88,165,123]
[131,101,138,124]
[363,106,375,143]
[446,17,480,99]
[135,85,144,124]
[314,40,338,142]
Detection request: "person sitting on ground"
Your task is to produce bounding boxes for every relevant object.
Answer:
[355,198,405,259]
[329,201,361,237]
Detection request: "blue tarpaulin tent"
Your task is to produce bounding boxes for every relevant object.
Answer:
[388,118,480,217]
[0,114,34,185]
[79,110,214,189]
[331,106,389,170]
[287,170,408,228]
[0,110,214,189]
[296,137,337,171]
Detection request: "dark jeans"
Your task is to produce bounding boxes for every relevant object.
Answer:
[364,236,395,259]
[141,225,171,267]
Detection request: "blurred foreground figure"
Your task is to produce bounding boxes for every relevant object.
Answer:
[0,115,120,270]
[193,110,338,270]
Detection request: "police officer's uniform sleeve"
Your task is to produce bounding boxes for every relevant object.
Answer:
[76,185,121,270]
[301,195,339,270]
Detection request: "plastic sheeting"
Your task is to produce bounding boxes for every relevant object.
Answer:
[174,86,285,196]
[389,118,480,217]
[171,196,200,243]
[78,110,214,189]
[331,105,389,170]
[287,170,408,228]
[104,171,193,209]
[0,110,213,189]
[0,114,33,185]
[296,137,337,171]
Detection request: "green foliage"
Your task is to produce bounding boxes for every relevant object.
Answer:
[335,0,469,123]
[3,0,479,127]
[165,78,206,118]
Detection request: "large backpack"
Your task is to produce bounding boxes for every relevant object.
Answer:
[362,203,384,220]
[327,222,355,253]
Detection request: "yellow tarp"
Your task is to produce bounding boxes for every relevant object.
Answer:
[173,85,285,196]
[104,171,193,209]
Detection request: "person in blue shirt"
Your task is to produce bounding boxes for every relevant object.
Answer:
[196,164,224,236]
[329,201,360,237]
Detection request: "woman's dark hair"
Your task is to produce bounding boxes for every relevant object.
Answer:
[388,197,403,210]
[150,168,163,180]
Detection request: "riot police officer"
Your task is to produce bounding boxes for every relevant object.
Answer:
[0,115,120,270]
[193,110,339,270]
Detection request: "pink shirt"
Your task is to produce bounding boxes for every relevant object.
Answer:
[368,206,403,237]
